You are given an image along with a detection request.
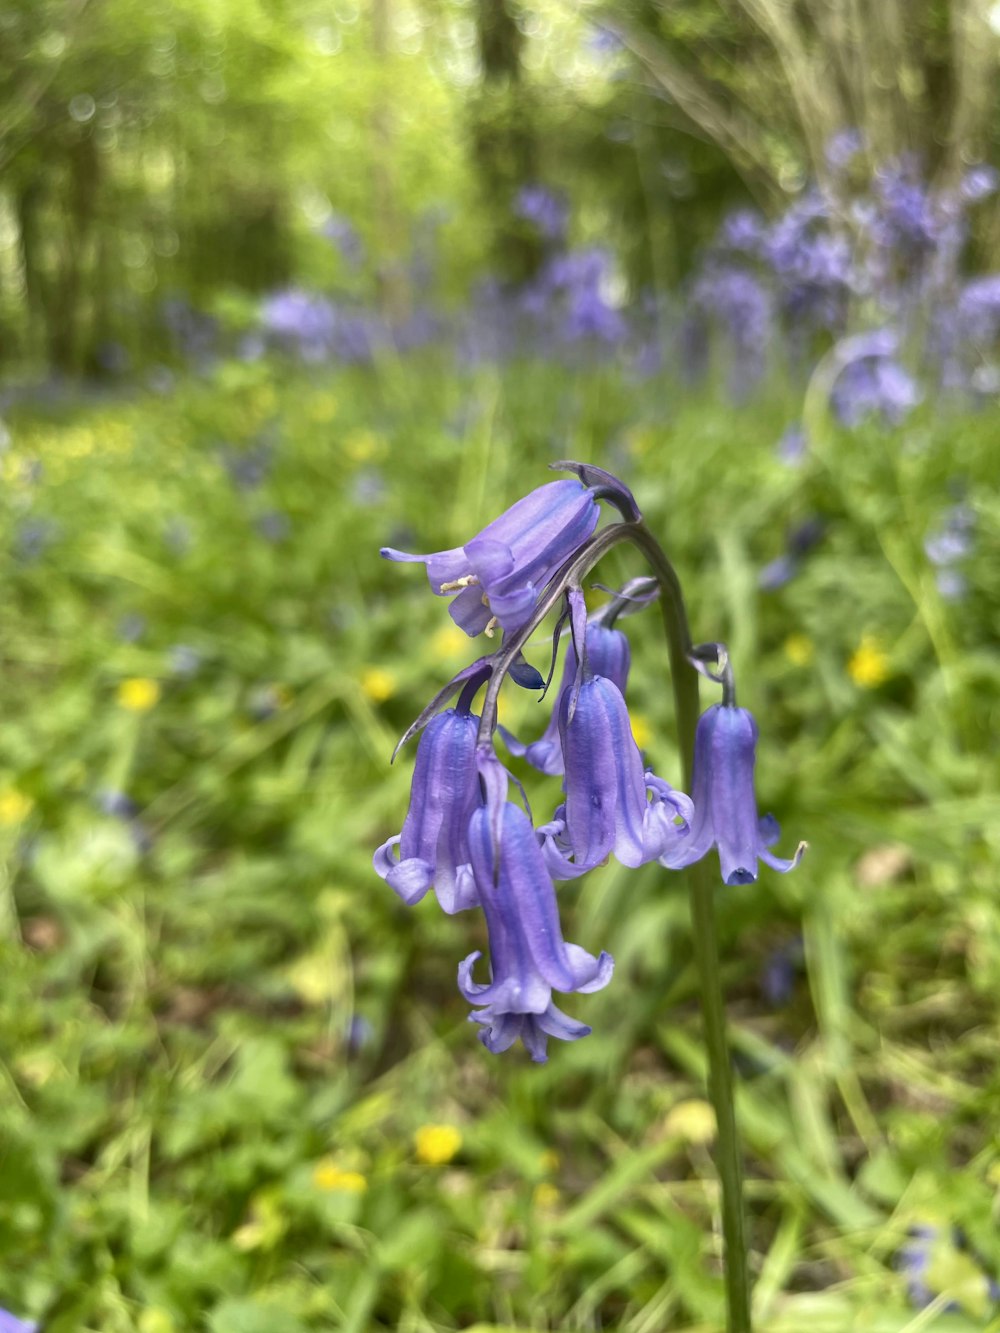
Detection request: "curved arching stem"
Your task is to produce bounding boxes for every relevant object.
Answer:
[478,516,752,1333]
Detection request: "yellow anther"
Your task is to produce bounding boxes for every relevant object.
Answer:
[439,575,479,593]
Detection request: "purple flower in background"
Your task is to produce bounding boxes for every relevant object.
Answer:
[15,517,58,563]
[162,297,217,363]
[116,612,147,642]
[776,424,807,465]
[541,249,629,346]
[261,289,337,361]
[255,509,291,543]
[870,162,941,266]
[691,264,772,395]
[761,937,804,1006]
[763,194,852,333]
[587,25,624,56]
[924,519,973,567]
[960,165,998,203]
[515,185,569,243]
[896,1226,961,1313]
[168,644,202,677]
[925,502,974,601]
[757,554,798,592]
[381,479,600,636]
[825,128,864,172]
[458,800,614,1062]
[718,209,767,254]
[97,788,140,819]
[669,704,804,885]
[830,330,921,426]
[320,213,364,265]
[958,274,1000,345]
[220,441,272,491]
[374,707,481,914]
[0,1309,38,1333]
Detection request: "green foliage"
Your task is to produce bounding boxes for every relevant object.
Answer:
[1,351,999,1328]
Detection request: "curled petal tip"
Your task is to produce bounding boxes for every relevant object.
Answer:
[549,460,641,521]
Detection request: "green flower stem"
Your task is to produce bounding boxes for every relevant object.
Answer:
[476,514,752,1330]
[630,523,752,1333]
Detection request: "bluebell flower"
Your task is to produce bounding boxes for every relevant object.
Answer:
[261,289,337,361]
[558,674,656,869]
[538,771,693,880]
[116,612,147,643]
[458,799,614,1061]
[691,264,773,394]
[374,707,481,913]
[825,128,864,171]
[320,213,365,265]
[668,704,804,885]
[935,568,968,601]
[168,643,203,678]
[894,1224,1000,1314]
[542,249,629,346]
[958,274,1000,345]
[717,209,767,254]
[255,509,291,543]
[220,441,272,492]
[515,184,569,242]
[757,554,798,592]
[502,615,631,776]
[960,165,998,203]
[381,479,601,636]
[0,1309,38,1333]
[830,330,921,426]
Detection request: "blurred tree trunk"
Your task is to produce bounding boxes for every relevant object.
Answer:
[470,0,540,281]
[15,181,46,368]
[602,0,1000,197]
[371,0,409,320]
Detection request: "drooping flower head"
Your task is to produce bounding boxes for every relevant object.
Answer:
[381,479,600,636]
[459,797,613,1062]
[374,706,481,914]
[669,703,804,885]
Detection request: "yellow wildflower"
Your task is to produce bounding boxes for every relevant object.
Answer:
[630,712,652,750]
[117,678,161,712]
[664,1098,717,1145]
[847,635,890,688]
[414,1124,462,1165]
[533,1182,561,1210]
[344,428,385,463]
[309,393,338,424]
[360,666,396,703]
[312,1158,368,1193]
[0,788,33,826]
[430,625,467,660]
[783,633,815,667]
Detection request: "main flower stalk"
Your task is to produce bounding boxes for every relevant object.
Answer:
[375,462,805,1332]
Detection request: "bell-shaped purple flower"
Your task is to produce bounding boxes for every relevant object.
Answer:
[669,704,804,885]
[458,801,613,1062]
[502,619,631,776]
[381,479,600,636]
[559,674,651,869]
[539,772,693,881]
[374,708,480,913]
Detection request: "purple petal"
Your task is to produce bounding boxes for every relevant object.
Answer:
[561,676,648,868]
[380,544,469,592]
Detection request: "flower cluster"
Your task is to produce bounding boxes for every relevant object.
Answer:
[375,464,803,1061]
